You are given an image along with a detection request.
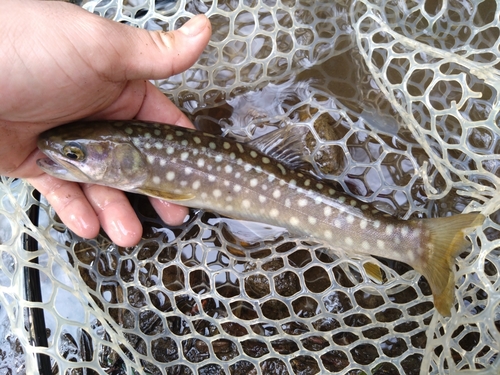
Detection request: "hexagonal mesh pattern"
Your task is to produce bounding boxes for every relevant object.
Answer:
[0,0,499,374]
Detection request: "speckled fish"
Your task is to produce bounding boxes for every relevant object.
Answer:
[37,120,484,316]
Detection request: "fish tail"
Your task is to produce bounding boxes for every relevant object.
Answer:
[414,213,485,316]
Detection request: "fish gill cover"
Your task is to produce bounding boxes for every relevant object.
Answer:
[0,0,499,374]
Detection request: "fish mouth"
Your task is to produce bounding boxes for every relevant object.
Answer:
[37,157,68,175]
[36,155,84,183]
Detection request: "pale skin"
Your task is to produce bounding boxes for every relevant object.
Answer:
[0,0,212,247]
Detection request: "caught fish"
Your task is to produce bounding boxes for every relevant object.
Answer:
[37,120,484,316]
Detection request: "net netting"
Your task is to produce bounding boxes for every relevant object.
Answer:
[0,0,499,374]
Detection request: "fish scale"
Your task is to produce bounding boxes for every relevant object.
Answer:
[36,120,485,316]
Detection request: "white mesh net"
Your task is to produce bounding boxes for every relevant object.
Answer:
[0,0,499,374]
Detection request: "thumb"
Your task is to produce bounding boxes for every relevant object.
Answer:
[97,15,212,82]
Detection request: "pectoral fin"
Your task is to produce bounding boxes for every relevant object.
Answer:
[135,188,195,201]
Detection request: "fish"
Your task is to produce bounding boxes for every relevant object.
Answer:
[36,120,485,316]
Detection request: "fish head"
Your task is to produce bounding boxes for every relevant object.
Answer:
[37,121,149,189]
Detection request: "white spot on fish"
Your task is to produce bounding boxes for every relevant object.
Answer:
[401,226,409,237]
[208,175,216,182]
[262,184,268,191]
[344,237,353,246]
[229,152,236,160]
[181,140,188,146]
[144,132,151,138]
[192,180,200,190]
[197,158,205,168]
[225,205,233,211]
[373,220,381,229]
[268,174,276,183]
[328,189,335,196]
[262,157,270,164]
[376,240,385,249]
[201,192,207,199]
[334,219,342,228]
[184,167,192,175]
[180,152,189,161]
[152,176,160,184]
[154,129,161,136]
[316,183,324,190]
[223,181,230,187]
[298,199,308,207]
[214,155,223,163]
[285,198,291,207]
[338,196,346,203]
[223,142,230,150]
[175,130,183,137]
[290,217,300,226]
[360,220,368,230]
[361,204,369,211]
[159,159,167,167]
[244,163,252,172]
[277,163,286,175]
[350,200,357,207]
[250,178,258,187]
[125,127,133,135]
[147,155,155,164]
[193,136,201,144]
[166,146,174,155]
[270,208,279,217]
[180,180,188,187]
[242,200,251,209]
[324,230,333,240]
[259,195,266,203]
[154,142,162,150]
[304,179,311,187]
[346,215,355,224]
[213,189,222,198]
[144,143,151,149]
[362,241,370,250]
[209,142,216,150]
[272,190,281,199]
[226,196,233,202]
[250,151,258,158]
[236,143,244,153]
[166,171,175,181]
[324,206,332,217]
[308,216,317,225]
[385,225,394,236]
[166,134,174,141]
[314,196,322,205]
[225,165,233,174]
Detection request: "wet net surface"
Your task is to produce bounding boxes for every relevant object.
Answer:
[0,0,499,374]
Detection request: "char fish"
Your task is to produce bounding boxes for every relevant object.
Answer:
[36,120,485,316]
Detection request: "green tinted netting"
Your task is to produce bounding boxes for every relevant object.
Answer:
[0,0,499,374]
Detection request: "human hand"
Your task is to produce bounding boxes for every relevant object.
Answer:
[0,0,212,246]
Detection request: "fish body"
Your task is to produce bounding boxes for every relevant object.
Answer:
[37,120,484,316]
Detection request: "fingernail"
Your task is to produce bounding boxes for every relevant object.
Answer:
[180,14,207,36]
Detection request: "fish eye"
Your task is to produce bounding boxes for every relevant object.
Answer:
[62,142,85,161]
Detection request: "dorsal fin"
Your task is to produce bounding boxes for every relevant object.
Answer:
[247,125,311,170]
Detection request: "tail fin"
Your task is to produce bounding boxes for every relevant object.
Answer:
[414,213,485,317]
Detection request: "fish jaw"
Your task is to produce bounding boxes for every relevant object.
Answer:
[37,152,94,183]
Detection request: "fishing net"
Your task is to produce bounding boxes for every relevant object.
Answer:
[0,0,499,374]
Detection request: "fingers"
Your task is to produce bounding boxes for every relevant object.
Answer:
[149,197,189,227]
[28,174,143,247]
[96,14,212,82]
[81,184,143,247]
[27,174,101,241]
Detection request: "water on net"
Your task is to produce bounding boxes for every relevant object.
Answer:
[1,0,499,374]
